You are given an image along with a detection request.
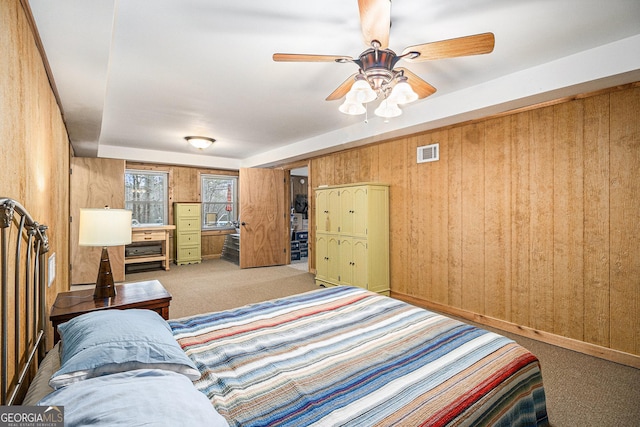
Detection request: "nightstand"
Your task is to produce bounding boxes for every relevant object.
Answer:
[50,280,172,342]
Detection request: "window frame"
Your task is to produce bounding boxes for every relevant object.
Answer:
[200,174,238,231]
[124,169,169,227]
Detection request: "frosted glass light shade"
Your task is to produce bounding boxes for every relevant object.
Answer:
[374,99,402,118]
[185,136,215,149]
[389,80,418,104]
[349,78,377,104]
[79,208,132,246]
[339,99,366,115]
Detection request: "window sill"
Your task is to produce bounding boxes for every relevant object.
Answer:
[201,229,237,236]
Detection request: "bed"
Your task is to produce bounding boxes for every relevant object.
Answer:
[170,286,549,426]
[3,197,549,426]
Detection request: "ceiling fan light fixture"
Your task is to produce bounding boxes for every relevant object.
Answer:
[185,136,215,150]
[388,77,418,104]
[339,99,366,115]
[374,99,402,118]
[349,76,377,104]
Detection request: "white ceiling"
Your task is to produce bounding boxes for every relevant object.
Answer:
[28,0,640,170]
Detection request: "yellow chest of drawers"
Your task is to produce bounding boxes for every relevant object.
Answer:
[174,203,202,265]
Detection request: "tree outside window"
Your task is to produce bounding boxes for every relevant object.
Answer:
[201,175,238,229]
[125,170,168,226]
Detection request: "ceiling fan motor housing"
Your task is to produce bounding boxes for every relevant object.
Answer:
[356,48,401,92]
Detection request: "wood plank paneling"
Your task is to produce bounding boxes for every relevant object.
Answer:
[201,234,226,259]
[430,130,450,305]
[173,166,199,203]
[510,112,532,326]
[552,101,585,340]
[2,0,71,349]
[447,127,464,308]
[308,83,640,363]
[609,87,640,355]
[408,136,423,298]
[378,139,409,294]
[484,117,511,320]
[583,93,611,348]
[70,158,126,285]
[528,107,555,333]
[461,123,485,314]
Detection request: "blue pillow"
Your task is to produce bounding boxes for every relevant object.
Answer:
[40,369,228,426]
[50,309,200,389]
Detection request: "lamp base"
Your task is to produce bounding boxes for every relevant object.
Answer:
[94,247,117,299]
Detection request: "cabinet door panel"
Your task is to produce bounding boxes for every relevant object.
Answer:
[352,239,368,288]
[338,238,353,285]
[326,235,340,283]
[317,189,341,234]
[316,190,328,233]
[352,186,368,238]
[315,234,329,280]
[340,187,354,235]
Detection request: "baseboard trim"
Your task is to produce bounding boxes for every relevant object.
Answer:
[391,291,640,370]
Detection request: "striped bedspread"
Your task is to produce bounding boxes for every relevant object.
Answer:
[170,286,548,426]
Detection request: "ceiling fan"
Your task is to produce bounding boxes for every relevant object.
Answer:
[273,0,495,118]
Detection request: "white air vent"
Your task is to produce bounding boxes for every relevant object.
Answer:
[417,143,439,163]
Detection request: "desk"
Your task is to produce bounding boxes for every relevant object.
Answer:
[125,225,175,270]
[50,280,172,342]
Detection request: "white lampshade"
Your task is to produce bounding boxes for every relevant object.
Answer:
[388,79,418,104]
[339,99,366,115]
[349,77,377,104]
[79,208,132,246]
[374,99,402,118]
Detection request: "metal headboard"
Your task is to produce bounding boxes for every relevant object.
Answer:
[0,198,49,405]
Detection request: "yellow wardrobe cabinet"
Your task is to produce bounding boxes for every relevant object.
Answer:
[174,202,202,265]
[314,183,389,295]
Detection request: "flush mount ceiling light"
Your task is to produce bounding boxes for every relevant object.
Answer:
[185,136,215,150]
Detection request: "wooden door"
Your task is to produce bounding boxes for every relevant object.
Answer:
[70,157,126,285]
[239,168,288,268]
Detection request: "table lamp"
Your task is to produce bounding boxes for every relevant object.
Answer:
[78,207,132,299]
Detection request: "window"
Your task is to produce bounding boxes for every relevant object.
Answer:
[125,170,168,226]
[201,174,238,230]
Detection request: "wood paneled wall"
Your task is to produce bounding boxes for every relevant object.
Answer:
[70,158,126,285]
[126,162,238,259]
[309,84,640,365]
[1,0,71,348]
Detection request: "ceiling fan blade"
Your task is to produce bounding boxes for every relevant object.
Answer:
[273,53,353,62]
[326,73,358,101]
[401,32,495,62]
[396,68,436,99]
[358,0,391,48]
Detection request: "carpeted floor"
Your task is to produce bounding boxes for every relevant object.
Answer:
[126,259,640,427]
[126,258,318,319]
